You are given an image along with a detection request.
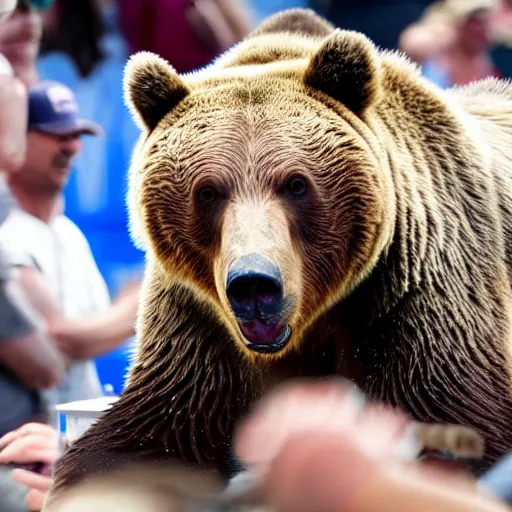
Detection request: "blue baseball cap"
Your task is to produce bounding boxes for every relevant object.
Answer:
[28,80,103,137]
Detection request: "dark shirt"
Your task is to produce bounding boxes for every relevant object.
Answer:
[491,45,512,80]
[313,1,436,50]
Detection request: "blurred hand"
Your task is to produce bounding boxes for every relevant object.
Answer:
[235,380,510,512]
[427,22,458,51]
[399,22,457,63]
[112,278,141,314]
[0,422,61,511]
[12,469,51,511]
[0,72,27,172]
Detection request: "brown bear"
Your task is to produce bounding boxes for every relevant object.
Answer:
[46,7,512,504]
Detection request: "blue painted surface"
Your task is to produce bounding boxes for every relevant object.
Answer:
[421,60,452,89]
[249,0,308,21]
[95,338,135,396]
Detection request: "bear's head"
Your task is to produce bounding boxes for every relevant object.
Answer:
[125,10,397,361]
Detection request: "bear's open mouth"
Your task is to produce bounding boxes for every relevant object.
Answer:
[238,318,291,354]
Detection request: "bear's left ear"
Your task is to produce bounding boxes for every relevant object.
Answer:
[124,52,190,132]
[304,30,381,115]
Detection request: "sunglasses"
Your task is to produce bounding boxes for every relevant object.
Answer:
[16,0,54,10]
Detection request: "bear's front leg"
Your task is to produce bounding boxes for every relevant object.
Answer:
[45,279,260,509]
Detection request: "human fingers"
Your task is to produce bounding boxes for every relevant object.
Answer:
[235,379,414,466]
[0,422,57,450]
[25,489,46,512]
[265,432,509,512]
[0,434,58,465]
[353,403,417,459]
[235,379,366,465]
[0,430,18,450]
[12,468,52,492]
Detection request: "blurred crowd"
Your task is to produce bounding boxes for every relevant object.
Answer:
[0,0,509,511]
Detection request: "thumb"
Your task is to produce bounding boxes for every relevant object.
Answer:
[264,432,509,512]
[25,489,47,512]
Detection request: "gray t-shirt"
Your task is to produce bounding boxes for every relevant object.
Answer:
[0,205,111,417]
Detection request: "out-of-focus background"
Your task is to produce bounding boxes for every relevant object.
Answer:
[1,0,512,441]
[11,0,512,399]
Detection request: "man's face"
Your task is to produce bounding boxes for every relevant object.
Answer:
[19,131,82,194]
[0,1,43,69]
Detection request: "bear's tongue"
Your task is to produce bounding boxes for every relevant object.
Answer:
[240,318,285,345]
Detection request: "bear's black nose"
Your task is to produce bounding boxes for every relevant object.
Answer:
[226,253,283,319]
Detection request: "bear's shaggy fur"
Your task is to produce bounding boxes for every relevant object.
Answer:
[46,8,512,505]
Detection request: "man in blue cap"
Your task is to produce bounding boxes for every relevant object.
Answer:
[28,79,103,137]
[20,80,102,196]
[0,79,108,414]
[0,76,140,511]
[0,79,139,424]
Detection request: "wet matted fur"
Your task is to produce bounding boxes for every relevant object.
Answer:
[45,8,512,507]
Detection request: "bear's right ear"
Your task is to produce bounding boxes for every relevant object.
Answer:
[124,52,190,132]
[304,30,381,115]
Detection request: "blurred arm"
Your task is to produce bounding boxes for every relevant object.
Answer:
[0,72,27,173]
[192,0,253,51]
[16,266,140,361]
[0,277,64,389]
[215,0,253,42]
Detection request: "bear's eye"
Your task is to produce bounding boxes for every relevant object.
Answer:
[287,176,308,197]
[198,186,219,205]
